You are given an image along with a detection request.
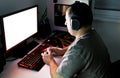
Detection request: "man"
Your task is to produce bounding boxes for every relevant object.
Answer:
[41,1,111,78]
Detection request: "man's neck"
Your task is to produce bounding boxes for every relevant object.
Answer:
[75,26,91,39]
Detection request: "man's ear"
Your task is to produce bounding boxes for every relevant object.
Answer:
[71,18,81,30]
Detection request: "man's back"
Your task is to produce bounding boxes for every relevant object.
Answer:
[76,28,111,78]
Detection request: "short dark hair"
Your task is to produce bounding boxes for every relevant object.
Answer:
[69,1,93,26]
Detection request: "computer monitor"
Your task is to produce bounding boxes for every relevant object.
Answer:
[2,5,38,57]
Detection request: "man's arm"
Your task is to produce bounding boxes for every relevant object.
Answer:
[41,50,63,78]
[48,47,68,56]
[49,59,63,78]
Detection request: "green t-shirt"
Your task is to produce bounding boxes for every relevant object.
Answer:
[57,28,111,78]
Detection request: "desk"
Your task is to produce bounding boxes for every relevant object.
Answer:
[0,30,72,78]
[0,56,62,78]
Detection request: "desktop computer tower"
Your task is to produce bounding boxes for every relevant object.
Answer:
[0,39,6,73]
[0,18,6,73]
[39,18,51,38]
[0,53,5,73]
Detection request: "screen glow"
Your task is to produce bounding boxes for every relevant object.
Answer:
[3,7,37,50]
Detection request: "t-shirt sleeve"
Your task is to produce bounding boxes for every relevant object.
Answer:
[57,45,86,78]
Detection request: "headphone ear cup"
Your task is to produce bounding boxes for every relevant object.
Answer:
[71,19,81,30]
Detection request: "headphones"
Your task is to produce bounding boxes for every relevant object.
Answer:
[71,15,81,30]
[70,1,93,30]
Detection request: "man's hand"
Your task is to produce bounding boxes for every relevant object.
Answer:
[47,47,67,56]
[41,50,54,65]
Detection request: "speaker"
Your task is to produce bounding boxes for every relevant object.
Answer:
[71,17,81,30]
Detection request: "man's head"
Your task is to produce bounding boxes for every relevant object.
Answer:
[65,1,93,31]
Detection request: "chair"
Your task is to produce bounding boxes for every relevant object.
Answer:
[109,60,120,78]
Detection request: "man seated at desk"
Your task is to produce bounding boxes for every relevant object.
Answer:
[41,1,111,78]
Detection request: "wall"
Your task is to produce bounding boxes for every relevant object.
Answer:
[95,0,120,10]
[93,0,120,62]
[0,0,47,18]
[0,0,36,15]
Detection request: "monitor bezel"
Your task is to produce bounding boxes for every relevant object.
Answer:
[1,5,39,57]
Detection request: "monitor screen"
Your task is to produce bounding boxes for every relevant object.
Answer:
[2,5,38,54]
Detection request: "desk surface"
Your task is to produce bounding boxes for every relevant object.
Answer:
[0,31,72,78]
[0,57,62,78]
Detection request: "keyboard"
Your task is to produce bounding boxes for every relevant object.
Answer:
[17,44,48,71]
[17,31,74,71]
